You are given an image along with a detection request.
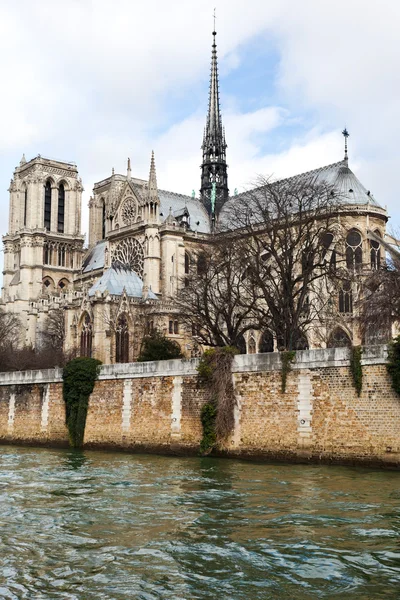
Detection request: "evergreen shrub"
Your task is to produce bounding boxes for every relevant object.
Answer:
[387,336,400,396]
[137,330,182,362]
[62,357,101,448]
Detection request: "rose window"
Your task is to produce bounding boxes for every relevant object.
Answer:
[121,198,137,225]
[111,238,144,277]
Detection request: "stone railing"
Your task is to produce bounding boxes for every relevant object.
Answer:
[0,345,388,386]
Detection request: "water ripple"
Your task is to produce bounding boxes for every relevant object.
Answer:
[0,446,399,599]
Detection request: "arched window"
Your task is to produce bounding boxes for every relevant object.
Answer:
[339,281,353,314]
[42,277,54,293]
[321,231,336,271]
[43,242,52,265]
[58,278,69,290]
[259,330,274,353]
[80,314,93,357]
[327,327,352,348]
[184,252,190,287]
[247,334,257,354]
[102,200,106,239]
[24,188,28,226]
[197,252,207,275]
[370,235,381,270]
[295,333,308,350]
[58,184,65,233]
[44,181,51,230]
[58,244,65,267]
[346,230,362,269]
[115,315,129,363]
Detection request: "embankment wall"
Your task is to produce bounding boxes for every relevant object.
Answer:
[0,346,399,467]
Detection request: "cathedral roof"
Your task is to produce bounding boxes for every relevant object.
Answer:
[158,190,211,233]
[82,240,106,273]
[220,159,383,225]
[88,266,158,299]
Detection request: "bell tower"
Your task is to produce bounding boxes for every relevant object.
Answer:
[2,154,85,346]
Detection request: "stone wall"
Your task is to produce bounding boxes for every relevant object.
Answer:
[0,346,399,467]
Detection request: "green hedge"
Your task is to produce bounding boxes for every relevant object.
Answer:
[387,337,400,396]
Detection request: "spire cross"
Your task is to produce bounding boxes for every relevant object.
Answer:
[342,127,349,161]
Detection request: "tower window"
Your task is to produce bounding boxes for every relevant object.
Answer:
[80,314,93,358]
[339,282,353,314]
[44,181,51,230]
[115,315,129,363]
[58,245,65,267]
[24,189,28,226]
[58,184,65,233]
[102,200,106,239]
[370,239,381,270]
[346,230,362,269]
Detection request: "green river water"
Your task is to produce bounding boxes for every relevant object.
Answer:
[0,446,399,599]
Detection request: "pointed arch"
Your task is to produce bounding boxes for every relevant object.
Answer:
[101,198,106,239]
[57,183,65,233]
[80,312,93,357]
[259,330,274,353]
[346,229,363,269]
[247,333,257,354]
[115,314,129,363]
[327,327,352,348]
[44,180,52,230]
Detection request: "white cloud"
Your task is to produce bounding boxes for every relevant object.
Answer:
[0,0,399,250]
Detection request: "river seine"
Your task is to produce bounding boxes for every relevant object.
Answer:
[0,446,399,599]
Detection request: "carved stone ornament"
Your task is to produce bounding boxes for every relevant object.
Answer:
[121,197,137,225]
[111,237,144,276]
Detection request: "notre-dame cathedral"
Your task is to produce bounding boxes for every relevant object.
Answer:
[1,30,389,363]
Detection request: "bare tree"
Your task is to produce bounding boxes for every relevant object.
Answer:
[177,238,259,350]
[0,308,21,351]
[41,308,65,352]
[221,175,345,350]
[359,231,400,343]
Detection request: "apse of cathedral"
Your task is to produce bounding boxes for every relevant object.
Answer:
[1,30,389,363]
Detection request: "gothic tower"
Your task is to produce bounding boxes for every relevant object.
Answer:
[200,29,229,225]
[2,155,85,346]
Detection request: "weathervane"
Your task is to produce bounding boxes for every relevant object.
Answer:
[342,127,349,162]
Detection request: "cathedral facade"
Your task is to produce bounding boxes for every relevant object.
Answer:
[1,31,389,363]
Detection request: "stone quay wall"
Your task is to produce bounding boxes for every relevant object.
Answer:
[0,346,399,467]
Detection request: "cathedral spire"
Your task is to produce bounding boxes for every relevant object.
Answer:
[148,150,158,200]
[145,151,159,223]
[342,128,349,164]
[200,23,229,224]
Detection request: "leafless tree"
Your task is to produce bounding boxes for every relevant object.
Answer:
[176,238,259,350]
[41,308,65,352]
[359,231,400,343]
[0,308,21,352]
[221,175,345,350]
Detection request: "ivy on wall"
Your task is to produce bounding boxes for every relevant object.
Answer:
[281,351,296,393]
[197,346,238,455]
[387,336,400,396]
[350,346,363,397]
[62,357,102,448]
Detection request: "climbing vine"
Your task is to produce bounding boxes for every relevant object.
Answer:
[350,346,362,396]
[281,351,296,393]
[197,346,238,455]
[387,336,400,396]
[62,357,102,448]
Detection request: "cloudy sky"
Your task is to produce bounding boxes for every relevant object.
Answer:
[1,0,399,250]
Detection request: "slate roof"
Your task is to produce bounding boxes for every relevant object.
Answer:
[82,240,106,273]
[88,266,158,299]
[220,160,382,225]
[158,190,210,233]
